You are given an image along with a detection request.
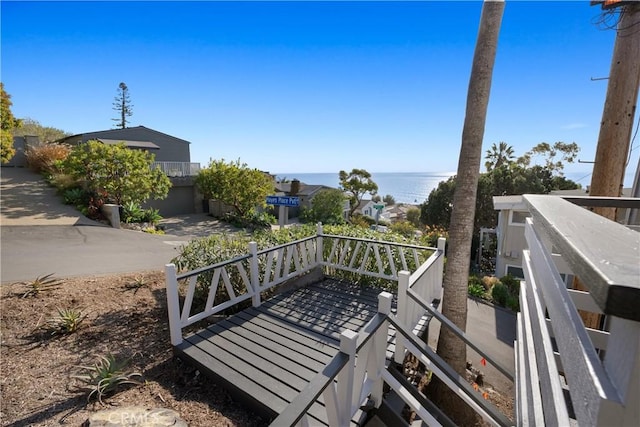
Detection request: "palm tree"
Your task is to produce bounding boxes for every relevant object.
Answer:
[425,1,505,424]
[485,141,515,171]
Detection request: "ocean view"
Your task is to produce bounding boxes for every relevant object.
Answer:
[277,171,635,205]
[276,172,455,205]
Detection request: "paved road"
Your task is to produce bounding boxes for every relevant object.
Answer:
[0,167,197,283]
[428,298,516,396]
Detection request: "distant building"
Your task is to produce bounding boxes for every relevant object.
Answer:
[58,126,202,216]
[57,125,192,163]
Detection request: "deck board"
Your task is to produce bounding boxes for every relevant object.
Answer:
[175,278,395,425]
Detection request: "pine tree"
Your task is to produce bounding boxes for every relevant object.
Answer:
[112,82,133,129]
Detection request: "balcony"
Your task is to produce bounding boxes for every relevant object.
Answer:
[152,161,201,177]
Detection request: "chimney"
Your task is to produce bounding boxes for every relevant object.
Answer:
[290,179,300,196]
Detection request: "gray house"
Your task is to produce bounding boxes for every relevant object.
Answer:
[58,126,202,216]
[57,125,192,163]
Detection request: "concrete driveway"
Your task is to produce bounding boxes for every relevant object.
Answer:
[0,167,196,283]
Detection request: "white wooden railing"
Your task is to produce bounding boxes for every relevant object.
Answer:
[165,224,437,346]
[271,292,393,427]
[517,194,640,426]
[152,161,201,176]
[269,239,449,426]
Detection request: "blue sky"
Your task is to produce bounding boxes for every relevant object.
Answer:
[2,1,638,186]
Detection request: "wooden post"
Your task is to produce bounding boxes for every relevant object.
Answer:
[165,263,183,346]
[590,3,640,220]
[337,329,358,425]
[249,241,261,307]
[370,292,393,407]
[395,271,411,365]
[316,222,324,265]
[436,237,446,292]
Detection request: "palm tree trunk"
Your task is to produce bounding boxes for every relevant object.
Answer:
[425,1,504,424]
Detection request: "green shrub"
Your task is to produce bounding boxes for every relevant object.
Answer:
[507,295,520,312]
[49,172,81,192]
[121,202,144,223]
[220,211,274,230]
[468,283,486,298]
[468,275,483,288]
[491,283,509,307]
[500,274,521,295]
[63,188,86,206]
[141,207,162,224]
[389,220,417,239]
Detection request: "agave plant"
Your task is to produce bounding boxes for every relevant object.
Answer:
[123,275,149,294]
[72,354,142,404]
[20,273,63,298]
[49,307,87,334]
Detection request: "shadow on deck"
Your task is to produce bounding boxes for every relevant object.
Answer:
[175,278,393,425]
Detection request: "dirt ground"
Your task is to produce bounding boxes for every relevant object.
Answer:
[1,270,514,427]
[0,270,266,427]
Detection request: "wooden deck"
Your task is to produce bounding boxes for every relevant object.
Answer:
[174,278,397,425]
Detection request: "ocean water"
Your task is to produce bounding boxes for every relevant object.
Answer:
[276,171,636,205]
[276,172,455,205]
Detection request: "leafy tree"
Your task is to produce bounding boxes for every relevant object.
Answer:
[62,141,171,205]
[484,141,515,171]
[382,194,396,205]
[300,188,346,225]
[1,83,22,163]
[421,173,497,233]
[389,220,416,238]
[422,142,581,234]
[517,141,579,175]
[195,158,273,218]
[406,207,421,228]
[112,82,133,129]
[13,118,71,142]
[421,176,455,230]
[339,168,378,217]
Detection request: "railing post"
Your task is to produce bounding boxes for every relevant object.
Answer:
[600,317,640,425]
[316,222,324,265]
[395,270,411,365]
[370,292,392,407]
[437,237,446,286]
[165,263,183,346]
[249,241,261,307]
[338,329,358,426]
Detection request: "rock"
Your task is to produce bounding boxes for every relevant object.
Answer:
[84,406,187,427]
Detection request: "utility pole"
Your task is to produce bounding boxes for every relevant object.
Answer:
[589,2,640,220]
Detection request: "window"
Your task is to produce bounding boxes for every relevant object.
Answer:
[509,210,530,226]
[506,265,524,279]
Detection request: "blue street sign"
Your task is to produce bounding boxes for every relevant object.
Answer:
[266,195,300,207]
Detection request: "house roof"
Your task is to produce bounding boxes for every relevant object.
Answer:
[58,125,191,145]
[357,199,376,210]
[97,138,160,149]
[275,182,335,197]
